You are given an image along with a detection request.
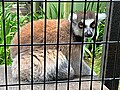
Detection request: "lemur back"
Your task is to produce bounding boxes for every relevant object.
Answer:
[11,19,71,58]
[11,19,82,81]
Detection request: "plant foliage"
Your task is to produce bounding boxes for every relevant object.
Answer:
[0,3,17,65]
[0,2,106,77]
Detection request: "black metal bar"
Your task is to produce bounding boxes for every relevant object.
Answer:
[44,1,47,90]
[79,1,87,90]
[67,1,73,90]
[103,2,120,90]
[2,1,8,90]
[90,1,99,90]
[112,18,120,90]
[100,1,112,90]
[0,77,120,87]
[31,1,34,90]
[1,41,120,47]
[56,1,60,90]
[112,7,120,90]
[1,1,120,90]
[17,1,21,90]
[1,1,115,2]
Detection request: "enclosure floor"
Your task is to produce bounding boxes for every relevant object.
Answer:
[0,65,109,90]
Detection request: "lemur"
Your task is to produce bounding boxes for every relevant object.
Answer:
[10,11,106,82]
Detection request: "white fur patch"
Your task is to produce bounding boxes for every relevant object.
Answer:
[81,19,94,27]
[68,13,77,22]
[95,13,106,21]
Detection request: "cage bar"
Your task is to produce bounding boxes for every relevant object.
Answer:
[0,1,119,90]
[43,1,47,90]
[90,1,100,90]
[30,0,34,90]
[2,1,8,90]
[55,1,60,90]
[100,1,112,90]
[67,1,73,90]
[16,1,21,90]
[101,1,120,90]
[78,1,87,90]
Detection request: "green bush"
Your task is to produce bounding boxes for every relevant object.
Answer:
[0,3,17,65]
[0,3,45,65]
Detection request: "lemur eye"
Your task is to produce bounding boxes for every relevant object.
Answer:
[78,22,86,29]
[90,21,96,28]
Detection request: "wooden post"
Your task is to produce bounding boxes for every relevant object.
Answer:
[101,2,120,90]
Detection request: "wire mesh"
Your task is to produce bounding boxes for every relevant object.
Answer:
[0,1,120,90]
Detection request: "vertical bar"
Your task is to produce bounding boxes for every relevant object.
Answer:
[111,2,120,90]
[56,1,60,90]
[44,1,47,90]
[103,2,120,90]
[31,0,34,90]
[79,1,87,90]
[110,2,120,90]
[2,1,8,90]
[90,1,99,90]
[17,1,21,90]
[112,19,120,90]
[100,1,112,90]
[67,1,73,90]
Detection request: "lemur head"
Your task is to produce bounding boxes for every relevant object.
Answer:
[68,11,106,40]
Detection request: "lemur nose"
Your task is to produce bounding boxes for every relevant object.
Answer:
[85,32,93,37]
[86,34,93,37]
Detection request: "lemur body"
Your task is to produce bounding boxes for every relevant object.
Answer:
[11,12,106,82]
[11,19,80,81]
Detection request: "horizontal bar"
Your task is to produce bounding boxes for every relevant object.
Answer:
[0,0,115,2]
[0,77,120,87]
[0,41,119,47]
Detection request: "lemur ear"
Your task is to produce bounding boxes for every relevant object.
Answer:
[95,13,106,22]
[68,13,77,22]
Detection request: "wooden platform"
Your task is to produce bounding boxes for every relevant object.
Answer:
[0,65,109,90]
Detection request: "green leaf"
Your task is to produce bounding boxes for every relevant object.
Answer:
[84,46,92,58]
[49,7,53,19]
[52,4,58,17]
